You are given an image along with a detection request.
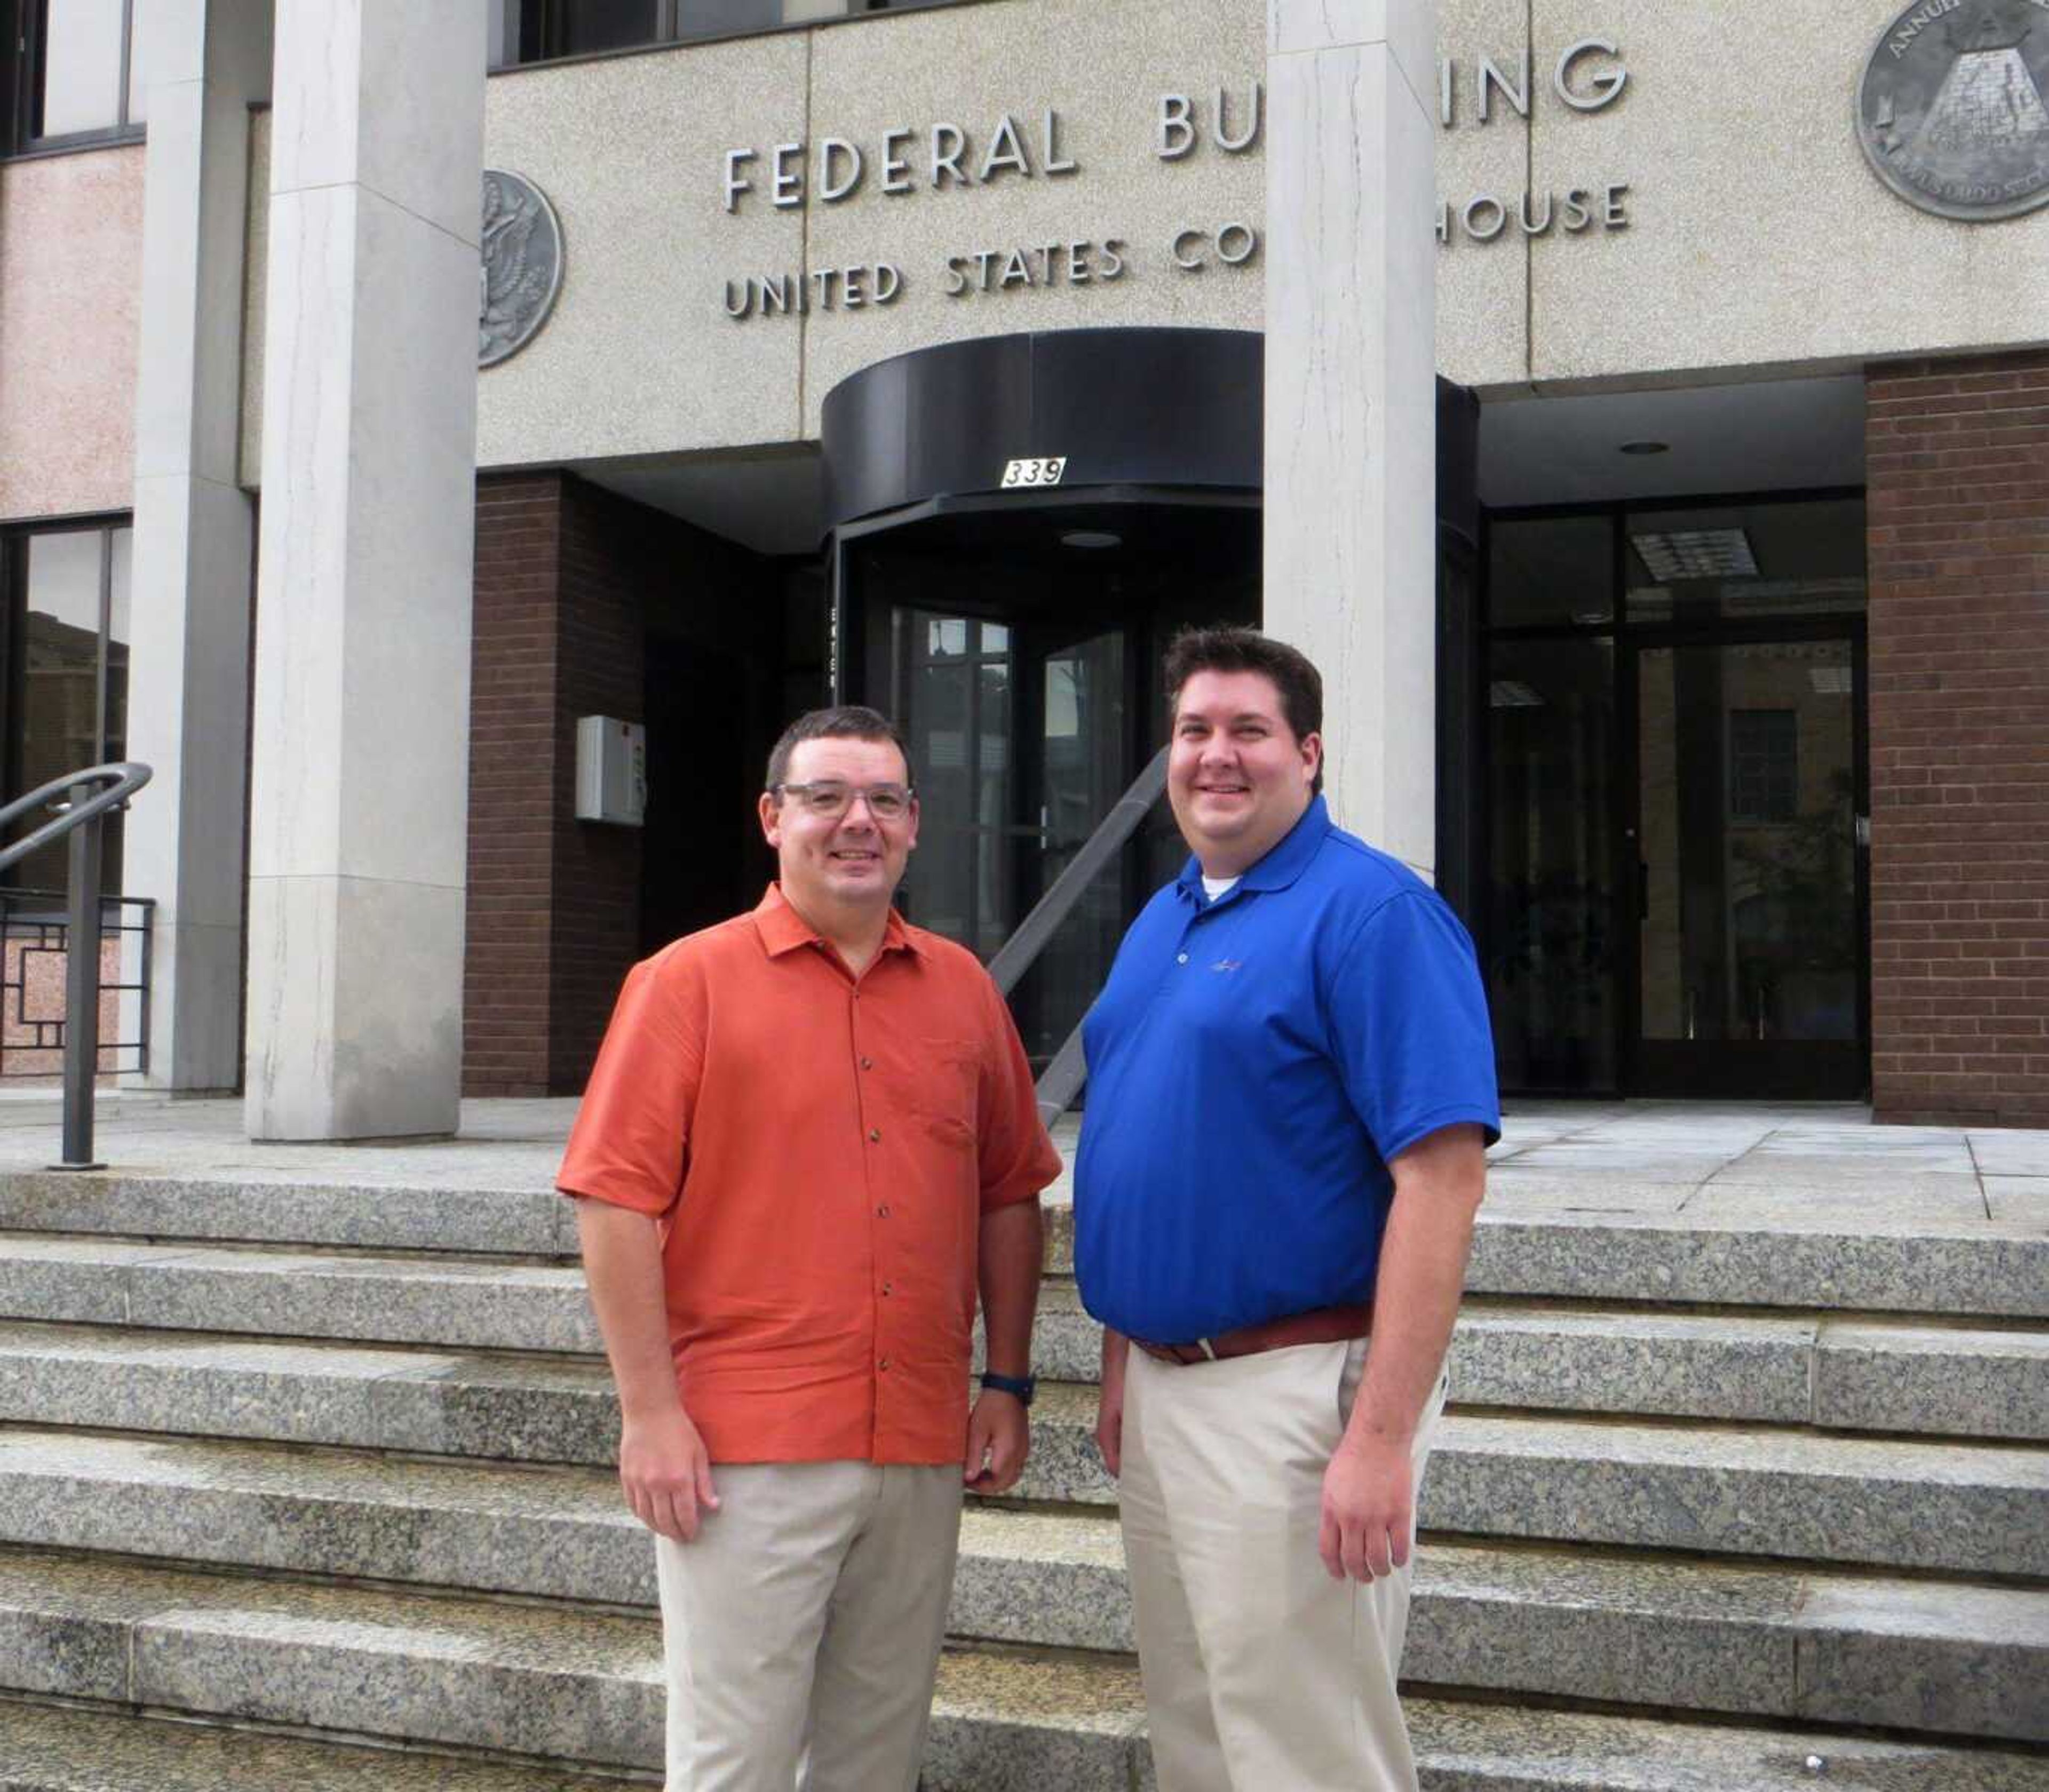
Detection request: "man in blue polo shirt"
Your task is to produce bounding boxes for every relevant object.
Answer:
[1075,626,1499,1792]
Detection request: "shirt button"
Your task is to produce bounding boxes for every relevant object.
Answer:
[879,1357,891,1371]
[881,1280,893,1296]
[861,1056,874,1070]
[1177,952,1189,964]
[868,1127,882,1142]
[877,1204,890,1218]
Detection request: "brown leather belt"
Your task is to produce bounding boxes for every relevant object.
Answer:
[1133,1301,1373,1366]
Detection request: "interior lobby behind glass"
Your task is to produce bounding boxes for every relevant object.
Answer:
[1484,497,1867,1098]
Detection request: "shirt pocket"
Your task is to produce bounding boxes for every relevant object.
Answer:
[904,1037,981,1150]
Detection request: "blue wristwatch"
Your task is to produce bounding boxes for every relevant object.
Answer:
[979,1371,1036,1407]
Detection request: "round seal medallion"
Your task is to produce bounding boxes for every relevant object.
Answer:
[479,170,564,368]
[1857,0,2049,220]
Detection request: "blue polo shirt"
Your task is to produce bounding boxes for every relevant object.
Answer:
[1073,797,1499,1344]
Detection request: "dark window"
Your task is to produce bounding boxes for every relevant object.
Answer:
[3,0,146,155]
[488,0,958,68]
[1729,708,1797,823]
[1,522,132,895]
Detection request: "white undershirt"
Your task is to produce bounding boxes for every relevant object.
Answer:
[1201,874,1240,901]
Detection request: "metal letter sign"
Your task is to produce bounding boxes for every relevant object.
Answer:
[1857,0,2049,221]
[480,170,566,367]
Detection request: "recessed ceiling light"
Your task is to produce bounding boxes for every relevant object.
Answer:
[1618,440,1670,456]
[1631,527,1759,582]
[1061,530,1121,549]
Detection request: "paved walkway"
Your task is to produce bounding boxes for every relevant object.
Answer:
[0,1093,2042,1236]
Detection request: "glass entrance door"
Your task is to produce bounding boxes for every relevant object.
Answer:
[892,608,1128,1060]
[836,495,1262,1066]
[1627,630,1866,1096]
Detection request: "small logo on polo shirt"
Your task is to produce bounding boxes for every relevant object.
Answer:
[1210,958,1243,973]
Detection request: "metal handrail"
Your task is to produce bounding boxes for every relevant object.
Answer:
[984,745,1170,1127]
[0,762,153,1169]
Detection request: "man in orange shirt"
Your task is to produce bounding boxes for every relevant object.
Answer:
[559,704,1058,1792]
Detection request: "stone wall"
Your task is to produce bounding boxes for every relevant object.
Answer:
[1866,351,2049,1128]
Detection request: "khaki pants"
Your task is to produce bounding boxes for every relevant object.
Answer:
[1119,1338,1447,1792]
[653,1461,962,1792]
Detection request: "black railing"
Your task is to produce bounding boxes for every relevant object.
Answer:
[988,746,1169,1128]
[0,763,154,1168]
[0,890,155,1077]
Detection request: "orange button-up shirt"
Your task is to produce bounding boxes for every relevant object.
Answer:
[558,885,1060,1466]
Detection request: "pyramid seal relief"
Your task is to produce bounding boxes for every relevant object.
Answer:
[1858,0,2049,219]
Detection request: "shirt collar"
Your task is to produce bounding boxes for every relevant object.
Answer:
[751,883,924,959]
[1174,795,1332,905]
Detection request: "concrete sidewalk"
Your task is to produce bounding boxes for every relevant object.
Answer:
[0,1092,2042,1237]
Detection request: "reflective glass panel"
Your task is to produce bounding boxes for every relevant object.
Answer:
[38,0,126,135]
[1638,640,1858,1043]
[1485,635,1616,1089]
[1489,514,1615,627]
[1626,499,1866,623]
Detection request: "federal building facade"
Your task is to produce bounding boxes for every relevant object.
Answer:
[2,0,2046,1127]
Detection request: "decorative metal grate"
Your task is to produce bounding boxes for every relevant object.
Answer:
[0,890,153,1080]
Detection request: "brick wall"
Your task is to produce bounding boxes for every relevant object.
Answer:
[467,475,563,1097]
[1866,350,2049,1127]
[548,480,650,1094]
[465,472,783,1098]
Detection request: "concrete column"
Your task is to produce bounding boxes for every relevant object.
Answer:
[123,0,271,1092]
[245,2,486,1139]
[1262,0,1438,874]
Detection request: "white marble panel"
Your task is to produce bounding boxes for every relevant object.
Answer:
[123,0,267,1091]
[1269,0,1433,114]
[249,186,476,892]
[245,877,465,1140]
[132,78,208,481]
[270,1,487,247]
[1262,28,1438,869]
[249,182,356,885]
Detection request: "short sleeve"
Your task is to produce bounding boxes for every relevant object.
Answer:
[557,952,705,1217]
[1327,890,1502,1164]
[973,973,1064,1213]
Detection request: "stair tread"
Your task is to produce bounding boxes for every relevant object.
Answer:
[0,1700,634,1791]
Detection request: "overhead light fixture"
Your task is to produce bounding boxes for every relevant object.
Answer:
[1618,440,1670,456]
[1631,527,1758,582]
[1489,679,1545,708]
[1061,530,1121,549]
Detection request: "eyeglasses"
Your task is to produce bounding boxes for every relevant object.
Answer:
[771,780,915,821]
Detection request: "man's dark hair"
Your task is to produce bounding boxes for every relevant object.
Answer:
[1162,626,1325,794]
[764,704,914,793]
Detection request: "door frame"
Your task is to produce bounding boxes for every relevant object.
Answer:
[1616,616,1870,1100]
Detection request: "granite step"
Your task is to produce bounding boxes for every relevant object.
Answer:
[1424,1413,2049,1580]
[1,1551,2046,1791]
[1463,1209,2049,1320]
[0,1318,623,1463]
[3,1297,2036,1478]
[0,1168,576,1257]
[1016,1391,2049,1578]
[1452,1304,2049,1440]
[0,1698,634,1791]
[0,1547,1146,1789]
[950,1510,2049,1743]
[0,1235,601,1352]
[2,1427,2040,1742]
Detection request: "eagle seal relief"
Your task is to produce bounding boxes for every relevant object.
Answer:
[1857,0,2049,220]
[479,170,565,368]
